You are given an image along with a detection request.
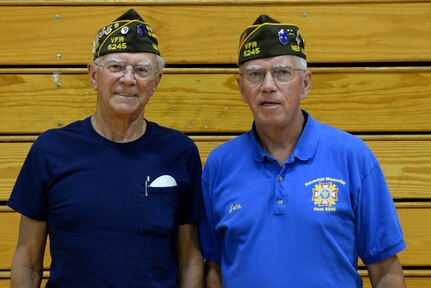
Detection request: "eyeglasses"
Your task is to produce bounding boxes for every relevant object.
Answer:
[94,61,158,81]
[240,67,306,85]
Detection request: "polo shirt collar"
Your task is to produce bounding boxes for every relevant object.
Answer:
[248,110,319,163]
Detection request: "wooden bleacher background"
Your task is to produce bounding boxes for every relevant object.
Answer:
[0,0,430,287]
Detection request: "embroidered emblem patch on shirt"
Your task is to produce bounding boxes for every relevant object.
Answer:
[312,182,338,211]
[305,177,346,212]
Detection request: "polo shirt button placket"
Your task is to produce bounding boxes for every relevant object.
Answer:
[274,174,286,215]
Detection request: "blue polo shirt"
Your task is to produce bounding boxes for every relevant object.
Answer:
[8,117,203,287]
[200,111,405,288]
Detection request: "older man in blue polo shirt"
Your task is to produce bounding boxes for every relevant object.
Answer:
[199,14,406,288]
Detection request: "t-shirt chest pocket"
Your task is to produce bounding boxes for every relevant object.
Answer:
[139,186,180,237]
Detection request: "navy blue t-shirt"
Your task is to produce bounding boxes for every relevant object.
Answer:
[8,117,204,287]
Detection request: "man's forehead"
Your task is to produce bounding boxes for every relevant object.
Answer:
[243,56,296,70]
[102,53,156,64]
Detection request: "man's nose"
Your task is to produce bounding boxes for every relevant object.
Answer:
[260,71,277,91]
[120,67,137,82]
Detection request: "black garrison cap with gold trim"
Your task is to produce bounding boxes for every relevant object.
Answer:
[238,14,306,65]
[92,9,160,59]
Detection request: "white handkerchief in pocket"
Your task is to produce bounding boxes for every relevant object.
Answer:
[149,175,177,187]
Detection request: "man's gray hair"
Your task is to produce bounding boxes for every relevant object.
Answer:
[295,56,308,70]
[155,55,165,75]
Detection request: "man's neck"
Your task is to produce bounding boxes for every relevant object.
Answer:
[255,112,305,165]
[91,112,147,143]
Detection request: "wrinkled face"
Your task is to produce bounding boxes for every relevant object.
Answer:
[237,55,311,129]
[88,52,161,118]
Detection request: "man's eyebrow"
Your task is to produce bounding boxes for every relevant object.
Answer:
[243,64,263,71]
[135,60,153,67]
[272,63,294,69]
[243,63,294,71]
[103,58,124,63]
[103,59,153,67]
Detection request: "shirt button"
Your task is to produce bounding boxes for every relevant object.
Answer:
[278,176,283,181]
[278,200,284,205]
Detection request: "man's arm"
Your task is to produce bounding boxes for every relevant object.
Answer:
[205,260,222,288]
[10,215,47,288]
[367,255,406,288]
[177,223,204,288]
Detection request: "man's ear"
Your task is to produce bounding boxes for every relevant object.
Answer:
[150,74,163,96]
[300,70,312,101]
[88,62,98,90]
[237,75,248,104]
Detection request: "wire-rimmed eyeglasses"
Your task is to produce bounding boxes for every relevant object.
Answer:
[240,67,306,85]
[94,61,158,81]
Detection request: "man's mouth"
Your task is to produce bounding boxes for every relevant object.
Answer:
[260,101,279,107]
[116,92,138,98]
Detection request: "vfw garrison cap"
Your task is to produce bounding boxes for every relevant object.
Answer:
[92,9,160,59]
[238,14,306,65]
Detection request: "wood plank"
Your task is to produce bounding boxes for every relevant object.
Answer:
[0,211,51,270]
[0,272,430,288]
[0,4,430,64]
[0,279,48,288]
[0,67,430,134]
[365,139,431,200]
[0,142,33,201]
[396,206,431,266]
[0,206,430,269]
[359,269,431,278]
[196,135,431,200]
[4,0,431,5]
[0,277,429,288]
[362,276,431,288]
[1,136,431,201]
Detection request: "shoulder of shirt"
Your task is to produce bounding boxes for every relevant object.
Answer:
[36,119,85,142]
[206,132,250,161]
[318,121,367,145]
[146,121,196,147]
[313,120,374,159]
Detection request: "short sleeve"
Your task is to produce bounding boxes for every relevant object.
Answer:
[198,170,222,264]
[177,143,204,225]
[7,137,50,221]
[356,161,406,265]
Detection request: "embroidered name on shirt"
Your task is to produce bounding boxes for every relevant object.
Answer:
[229,203,242,213]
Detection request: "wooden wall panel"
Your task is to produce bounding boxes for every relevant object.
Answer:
[1,67,430,134]
[1,137,430,201]
[362,275,431,288]
[0,211,51,270]
[0,280,48,288]
[396,206,431,266]
[0,142,33,201]
[366,138,431,200]
[0,3,430,65]
[0,0,429,284]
